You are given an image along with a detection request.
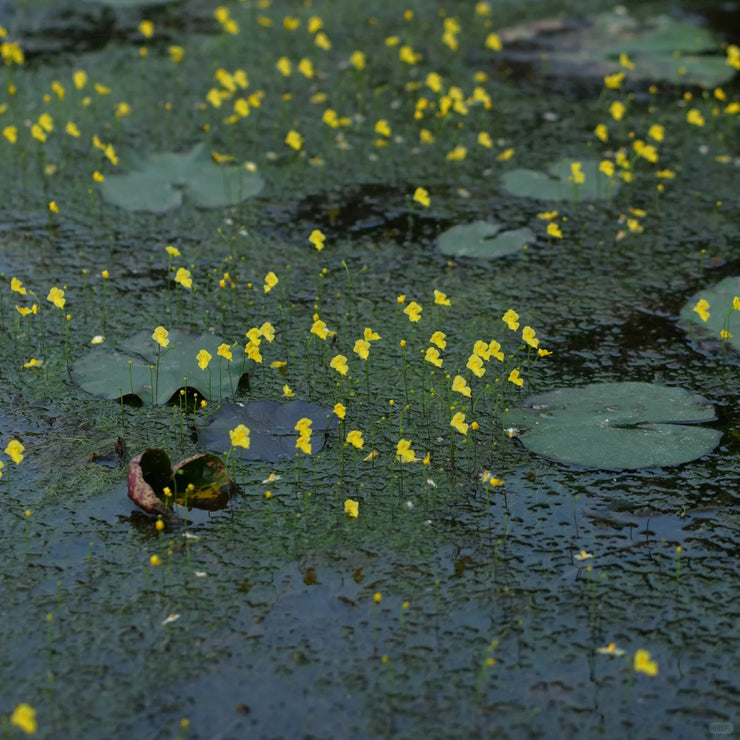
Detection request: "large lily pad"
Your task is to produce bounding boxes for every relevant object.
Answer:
[99,142,264,212]
[507,382,721,470]
[496,11,736,88]
[199,400,337,461]
[437,221,534,259]
[128,449,238,520]
[502,158,617,201]
[680,276,740,353]
[72,329,243,405]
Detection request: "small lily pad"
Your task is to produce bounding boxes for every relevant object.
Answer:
[507,382,721,470]
[199,400,337,462]
[72,329,243,405]
[502,158,617,201]
[128,449,238,520]
[680,276,740,353]
[437,221,534,259]
[99,142,264,212]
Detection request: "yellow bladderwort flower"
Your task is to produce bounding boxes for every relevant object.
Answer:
[363,327,381,342]
[196,349,212,370]
[686,108,705,126]
[522,326,540,348]
[330,354,349,376]
[473,340,490,361]
[298,58,314,79]
[5,439,24,464]
[333,403,346,420]
[508,368,524,387]
[11,277,27,295]
[609,100,626,121]
[648,124,664,142]
[259,322,275,342]
[733,297,740,311]
[446,145,467,161]
[264,271,278,293]
[139,20,154,38]
[48,201,59,214]
[73,69,87,89]
[344,498,359,518]
[152,325,169,348]
[229,424,250,449]
[413,187,430,207]
[346,430,364,449]
[349,50,366,71]
[93,170,104,182]
[619,52,635,70]
[374,119,391,137]
[466,354,485,378]
[477,131,493,148]
[452,375,471,397]
[599,160,615,178]
[433,289,451,306]
[282,385,295,398]
[594,123,608,142]
[311,318,334,340]
[217,343,233,361]
[424,347,443,367]
[308,229,325,251]
[285,130,303,150]
[2,124,17,143]
[547,222,563,239]
[570,161,585,184]
[596,642,625,657]
[47,286,65,309]
[404,301,422,322]
[485,32,502,51]
[430,331,446,350]
[450,412,469,435]
[174,267,192,289]
[353,339,370,360]
[603,72,624,89]
[497,148,515,161]
[396,439,418,463]
[693,298,710,322]
[502,309,519,331]
[10,703,37,734]
[169,45,184,63]
[633,649,658,676]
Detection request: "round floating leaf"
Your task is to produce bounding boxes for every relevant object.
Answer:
[100,142,264,212]
[502,158,617,201]
[507,382,721,470]
[437,221,534,259]
[200,400,337,462]
[680,276,740,353]
[72,329,243,405]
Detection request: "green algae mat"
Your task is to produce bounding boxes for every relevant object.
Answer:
[0,1,738,738]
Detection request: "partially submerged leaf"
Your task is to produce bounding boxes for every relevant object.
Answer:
[128,448,238,519]
[72,329,243,405]
[99,142,264,212]
[502,158,617,201]
[507,382,721,470]
[199,400,337,462]
[437,221,534,259]
[680,276,740,353]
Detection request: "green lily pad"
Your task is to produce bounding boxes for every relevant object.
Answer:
[680,276,740,353]
[502,158,617,201]
[99,142,264,212]
[497,11,736,88]
[199,400,337,462]
[128,449,238,520]
[72,329,243,405]
[506,382,721,470]
[437,221,534,259]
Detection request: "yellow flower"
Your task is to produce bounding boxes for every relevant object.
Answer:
[733,296,740,311]
[599,160,615,178]
[609,100,626,121]
[497,148,515,161]
[333,403,346,420]
[295,435,312,454]
[574,550,594,561]
[473,340,490,361]
[282,384,295,398]
[619,52,635,70]
[5,439,24,464]
[264,271,278,293]
[229,424,250,449]
[65,121,80,138]
[452,375,471,397]
[311,317,334,340]
[451,412,469,435]
[547,222,562,239]
[47,286,65,309]
[363,327,381,342]
[139,20,154,38]
[196,349,212,370]
[633,649,658,676]
[73,69,87,89]
[95,82,111,95]
[165,245,181,257]
[413,187,430,207]
[169,45,184,62]
[570,161,585,184]
[285,130,303,150]
[430,331,446,350]
[353,339,370,360]
[2,124,17,143]
[344,498,359,518]
[693,298,710,322]
[330,354,349,376]
[522,326,539,348]
[424,346,443,367]
[375,119,391,137]
[537,210,559,221]
[508,368,524,387]
[16,305,38,317]
[420,128,435,144]
[446,145,467,161]
[217,343,233,361]
[485,32,502,51]
[298,58,314,79]
[259,322,275,342]
[655,169,676,179]
[174,267,192,289]
[596,642,625,657]
[648,124,664,142]
[433,289,451,306]
[308,229,325,251]
[150,554,162,566]
[152,325,169,348]
[404,301,423,322]
[502,309,519,331]
[24,358,43,368]
[603,72,624,89]
[346,430,364,449]
[315,31,331,50]
[594,123,608,142]
[244,340,262,363]
[538,348,552,357]
[350,50,366,71]
[10,703,37,734]
[92,170,104,182]
[396,438,418,463]
[686,108,705,126]
[466,354,485,378]
[114,102,131,118]
[11,277,27,295]
[478,131,493,148]
[48,201,59,214]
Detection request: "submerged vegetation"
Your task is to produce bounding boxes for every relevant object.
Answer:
[0,0,738,737]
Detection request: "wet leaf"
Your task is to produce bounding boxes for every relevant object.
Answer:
[199,400,337,462]
[99,142,264,212]
[507,382,721,470]
[497,11,735,88]
[680,276,740,353]
[437,221,534,259]
[501,158,616,201]
[72,329,243,405]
